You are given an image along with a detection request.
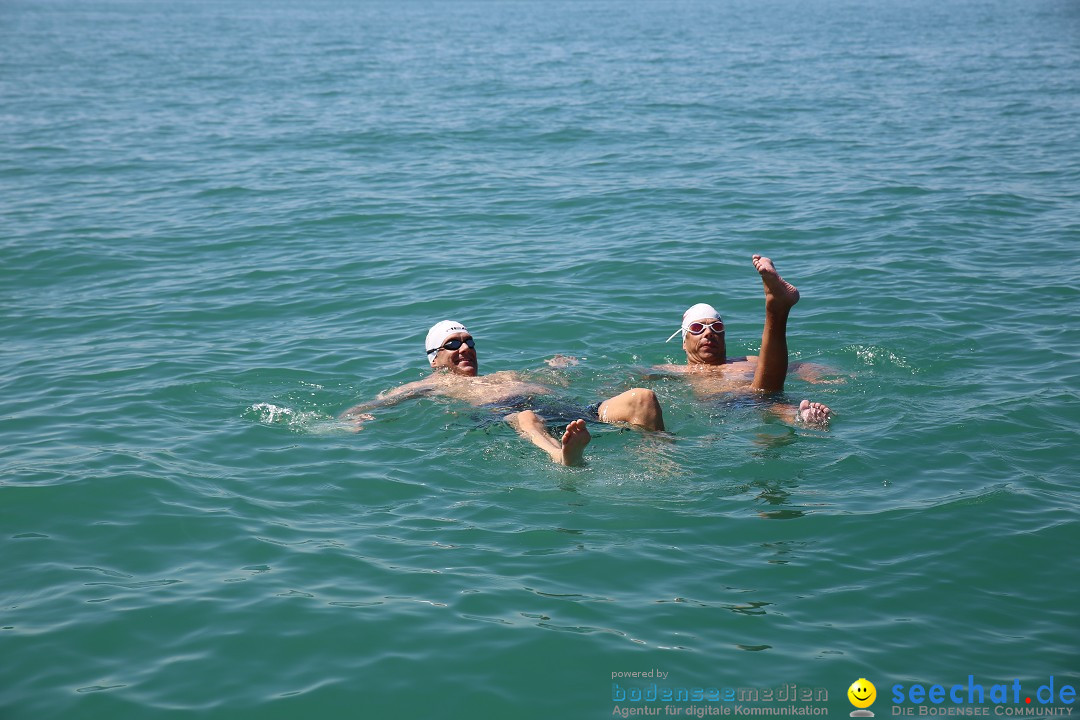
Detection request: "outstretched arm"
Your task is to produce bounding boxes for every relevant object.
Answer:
[339,379,436,425]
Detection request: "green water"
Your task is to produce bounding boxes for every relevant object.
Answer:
[2,0,1078,717]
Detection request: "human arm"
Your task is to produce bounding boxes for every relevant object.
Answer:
[338,379,436,426]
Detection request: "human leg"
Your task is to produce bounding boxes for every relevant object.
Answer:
[596,388,665,431]
[505,410,590,466]
[750,255,801,392]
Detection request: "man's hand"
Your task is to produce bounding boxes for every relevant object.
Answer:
[545,355,580,369]
[343,412,375,432]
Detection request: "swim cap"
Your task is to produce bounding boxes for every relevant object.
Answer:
[666,303,722,342]
[425,320,469,364]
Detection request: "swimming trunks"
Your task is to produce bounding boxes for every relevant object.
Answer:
[478,395,601,428]
[708,393,776,411]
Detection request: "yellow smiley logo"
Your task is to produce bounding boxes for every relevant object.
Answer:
[848,678,877,709]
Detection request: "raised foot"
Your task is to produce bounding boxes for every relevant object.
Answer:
[753,254,800,310]
[558,419,591,466]
[797,399,831,428]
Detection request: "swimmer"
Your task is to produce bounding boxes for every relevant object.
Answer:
[340,321,665,466]
[655,255,833,427]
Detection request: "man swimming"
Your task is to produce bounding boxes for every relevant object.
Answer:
[340,320,665,466]
[655,255,833,426]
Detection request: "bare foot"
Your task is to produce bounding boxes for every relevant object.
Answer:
[558,419,591,466]
[507,411,590,466]
[753,254,800,311]
[796,399,831,428]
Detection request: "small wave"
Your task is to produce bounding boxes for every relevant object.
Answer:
[245,403,338,433]
[845,344,915,372]
[248,402,295,424]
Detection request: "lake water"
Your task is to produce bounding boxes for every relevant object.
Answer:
[2,0,1078,717]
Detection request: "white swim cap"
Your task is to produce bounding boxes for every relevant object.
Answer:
[425,320,469,364]
[666,303,722,342]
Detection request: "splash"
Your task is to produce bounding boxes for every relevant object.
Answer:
[246,402,333,432]
[847,344,915,372]
[248,402,295,424]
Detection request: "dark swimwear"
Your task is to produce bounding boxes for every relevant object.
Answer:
[478,394,601,428]
[708,393,778,411]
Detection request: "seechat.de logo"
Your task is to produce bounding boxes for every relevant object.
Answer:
[849,678,878,717]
